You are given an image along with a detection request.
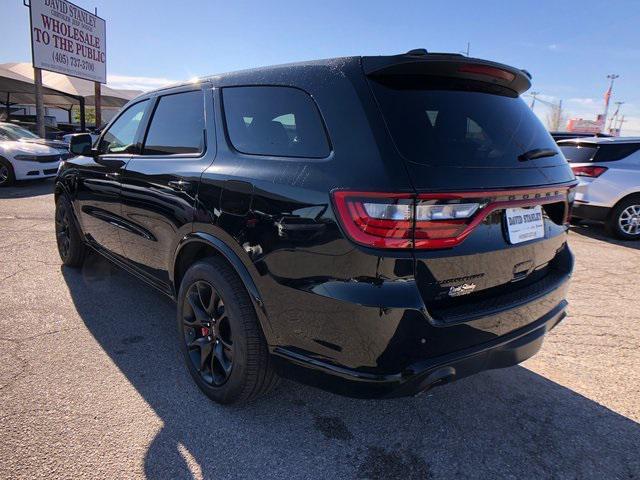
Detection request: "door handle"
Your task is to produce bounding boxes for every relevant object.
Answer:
[105,172,120,180]
[168,180,192,192]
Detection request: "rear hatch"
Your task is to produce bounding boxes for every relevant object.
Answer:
[363,53,575,348]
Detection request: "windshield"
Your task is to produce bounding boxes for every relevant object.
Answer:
[369,75,561,168]
[0,124,40,140]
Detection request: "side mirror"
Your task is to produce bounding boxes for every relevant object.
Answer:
[69,133,94,156]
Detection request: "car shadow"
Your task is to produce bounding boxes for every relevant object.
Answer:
[570,220,640,250]
[62,254,640,479]
[0,178,54,199]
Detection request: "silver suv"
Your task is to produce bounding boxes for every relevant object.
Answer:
[559,137,640,240]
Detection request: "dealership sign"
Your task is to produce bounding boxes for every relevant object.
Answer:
[28,0,106,83]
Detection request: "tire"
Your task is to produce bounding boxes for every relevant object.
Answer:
[177,257,278,404]
[55,196,86,267]
[606,196,640,240]
[0,157,16,187]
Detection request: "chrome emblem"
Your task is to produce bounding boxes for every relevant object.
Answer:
[448,283,476,297]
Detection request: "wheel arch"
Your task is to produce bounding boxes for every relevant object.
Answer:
[0,154,16,185]
[172,232,276,344]
[609,191,640,218]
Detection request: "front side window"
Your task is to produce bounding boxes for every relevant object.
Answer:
[99,99,149,154]
[222,86,330,158]
[143,90,205,156]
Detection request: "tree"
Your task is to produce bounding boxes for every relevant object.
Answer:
[72,106,97,126]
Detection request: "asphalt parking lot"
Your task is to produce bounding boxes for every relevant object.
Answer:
[1,179,638,479]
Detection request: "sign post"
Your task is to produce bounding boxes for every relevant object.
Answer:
[94,81,101,128]
[33,67,45,137]
[26,0,107,133]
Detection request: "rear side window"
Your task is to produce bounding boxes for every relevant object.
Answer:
[143,90,204,155]
[369,75,561,168]
[560,143,640,163]
[222,86,330,158]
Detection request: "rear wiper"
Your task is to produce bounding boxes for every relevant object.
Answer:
[518,148,558,162]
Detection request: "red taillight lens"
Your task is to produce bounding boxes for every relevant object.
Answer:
[413,199,478,247]
[332,191,414,248]
[458,64,516,82]
[571,166,607,177]
[332,191,479,249]
[333,187,574,250]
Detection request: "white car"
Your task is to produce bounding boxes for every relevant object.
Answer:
[62,131,100,145]
[0,136,64,187]
[559,136,640,240]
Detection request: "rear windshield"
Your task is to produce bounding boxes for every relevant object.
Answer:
[559,143,640,163]
[369,75,561,167]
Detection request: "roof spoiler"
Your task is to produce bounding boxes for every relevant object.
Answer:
[362,49,532,95]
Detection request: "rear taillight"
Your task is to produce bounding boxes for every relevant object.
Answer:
[332,191,479,249]
[413,199,479,247]
[332,186,575,250]
[332,192,414,248]
[571,166,607,177]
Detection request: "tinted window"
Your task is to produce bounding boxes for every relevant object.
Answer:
[560,143,640,163]
[99,100,148,154]
[559,145,597,163]
[369,75,561,168]
[143,90,204,155]
[223,86,330,158]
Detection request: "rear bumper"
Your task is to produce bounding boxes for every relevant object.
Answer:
[572,202,609,222]
[272,301,567,398]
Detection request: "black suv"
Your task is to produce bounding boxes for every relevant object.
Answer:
[55,50,576,404]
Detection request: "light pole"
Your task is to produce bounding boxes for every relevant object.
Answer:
[607,101,624,132]
[602,74,619,133]
[529,92,540,110]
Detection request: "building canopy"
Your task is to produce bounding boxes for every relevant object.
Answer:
[0,62,141,109]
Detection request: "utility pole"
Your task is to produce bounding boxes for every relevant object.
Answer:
[530,92,540,110]
[617,115,626,135]
[602,74,619,133]
[607,101,623,132]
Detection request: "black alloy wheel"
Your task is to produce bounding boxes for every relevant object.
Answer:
[54,196,86,267]
[182,280,234,386]
[176,257,279,404]
[55,203,71,259]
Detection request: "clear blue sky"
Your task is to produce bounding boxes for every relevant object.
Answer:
[2,0,639,133]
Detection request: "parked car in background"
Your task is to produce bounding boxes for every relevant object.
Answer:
[550,132,611,142]
[559,137,640,239]
[62,128,101,146]
[0,122,69,153]
[0,129,64,186]
[55,50,576,404]
[8,120,68,141]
